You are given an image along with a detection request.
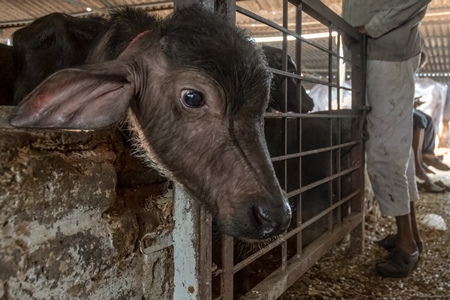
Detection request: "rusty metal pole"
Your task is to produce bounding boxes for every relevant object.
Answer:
[349,35,367,255]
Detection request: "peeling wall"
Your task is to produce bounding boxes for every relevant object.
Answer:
[0,107,174,300]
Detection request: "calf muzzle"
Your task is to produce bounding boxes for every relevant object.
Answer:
[253,200,292,239]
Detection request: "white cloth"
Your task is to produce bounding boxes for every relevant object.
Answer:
[365,55,420,216]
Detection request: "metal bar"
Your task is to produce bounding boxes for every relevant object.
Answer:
[272,140,359,162]
[349,35,367,255]
[295,1,303,258]
[287,164,361,198]
[227,0,236,23]
[291,0,362,42]
[172,185,203,300]
[221,235,234,300]
[267,68,357,90]
[281,0,289,274]
[327,26,333,111]
[282,0,289,198]
[236,5,339,58]
[198,206,213,300]
[239,213,363,300]
[287,190,361,238]
[265,110,359,118]
[233,189,361,274]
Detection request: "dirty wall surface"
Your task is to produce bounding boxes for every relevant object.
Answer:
[0,106,174,300]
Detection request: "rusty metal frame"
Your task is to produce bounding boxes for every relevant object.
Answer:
[209,0,367,299]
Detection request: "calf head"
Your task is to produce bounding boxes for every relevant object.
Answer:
[10,5,291,241]
[262,45,314,113]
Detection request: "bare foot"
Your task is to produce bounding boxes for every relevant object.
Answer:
[423,154,450,171]
[422,162,436,174]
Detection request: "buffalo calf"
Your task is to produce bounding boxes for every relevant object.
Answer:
[10,5,291,241]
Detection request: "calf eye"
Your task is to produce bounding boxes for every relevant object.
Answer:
[181,90,204,108]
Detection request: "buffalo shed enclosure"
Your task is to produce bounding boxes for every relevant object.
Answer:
[0,0,366,299]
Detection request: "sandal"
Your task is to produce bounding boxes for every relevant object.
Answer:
[376,247,420,278]
[434,180,450,192]
[375,234,423,253]
[417,181,446,193]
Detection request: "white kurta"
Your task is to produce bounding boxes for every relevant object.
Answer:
[365,55,421,216]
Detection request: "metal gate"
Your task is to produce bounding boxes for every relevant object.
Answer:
[205,1,367,299]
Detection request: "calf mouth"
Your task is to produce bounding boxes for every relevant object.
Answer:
[215,199,292,242]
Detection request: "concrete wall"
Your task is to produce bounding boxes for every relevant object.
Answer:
[0,107,174,300]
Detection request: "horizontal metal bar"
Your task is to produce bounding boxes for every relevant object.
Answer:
[288,189,360,236]
[264,111,360,118]
[287,164,360,198]
[269,68,351,89]
[271,140,359,162]
[239,212,363,300]
[236,6,338,58]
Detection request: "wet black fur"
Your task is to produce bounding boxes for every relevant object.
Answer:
[0,44,15,105]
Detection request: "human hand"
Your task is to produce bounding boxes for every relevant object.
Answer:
[356,26,371,37]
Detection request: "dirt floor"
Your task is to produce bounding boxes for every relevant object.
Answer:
[280,150,450,300]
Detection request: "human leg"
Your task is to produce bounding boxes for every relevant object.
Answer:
[412,127,428,181]
[365,57,419,218]
[366,56,420,277]
[412,127,446,192]
[409,201,422,245]
[376,147,420,278]
[421,111,450,170]
[421,111,435,154]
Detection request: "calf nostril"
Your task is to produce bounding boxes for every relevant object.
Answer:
[253,206,277,233]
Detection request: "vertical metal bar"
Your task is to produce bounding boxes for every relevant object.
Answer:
[281,240,288,272]
[349,35,367,255]
[335,29,341,111]
[199,205,213,300]
[295,0,303,258]
[282,0,289,273]
[327,26,334,233]
[227,0,236,23]
[172,185,203,300]
[221,235,234,300]
[282,0,289,198]
[327,27,333,111]
[327,116,334,232]
[336,33,342,228]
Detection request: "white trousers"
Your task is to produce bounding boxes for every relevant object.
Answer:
[366,55,420,216]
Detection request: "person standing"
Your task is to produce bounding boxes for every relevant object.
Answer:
[342,0,431,278]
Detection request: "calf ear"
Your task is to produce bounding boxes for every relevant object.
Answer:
[10,67,134,129]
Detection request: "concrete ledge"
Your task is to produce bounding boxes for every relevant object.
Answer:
[0,106,174,299]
